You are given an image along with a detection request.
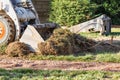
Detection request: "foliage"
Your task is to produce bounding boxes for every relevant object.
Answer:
[49,0,98,27]
[49,0,120,26]
[90,0,120,24]
[0,69,120,80]
[0,45,6,55]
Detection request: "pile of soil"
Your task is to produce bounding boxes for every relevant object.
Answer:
[38,28,96,55]
[5,41,31,57]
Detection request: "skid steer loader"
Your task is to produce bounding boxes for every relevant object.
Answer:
[0,0,58,52]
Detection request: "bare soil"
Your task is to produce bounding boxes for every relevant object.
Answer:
[0,56,120,72]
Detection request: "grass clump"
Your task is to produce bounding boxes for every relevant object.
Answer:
[0,45,6,55]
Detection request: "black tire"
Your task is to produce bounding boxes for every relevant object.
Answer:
[0,14,16,45]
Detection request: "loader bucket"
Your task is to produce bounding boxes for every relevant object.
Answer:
[20,25,44,52]
[20,23,59,52]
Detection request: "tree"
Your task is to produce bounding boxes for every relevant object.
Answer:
[90,0,120,24]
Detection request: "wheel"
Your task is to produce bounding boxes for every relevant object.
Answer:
[0,14,16,45]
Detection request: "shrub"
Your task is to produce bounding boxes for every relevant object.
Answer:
[90,0,120,24]
[49,0,98,27]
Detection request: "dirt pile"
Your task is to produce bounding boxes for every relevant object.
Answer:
[38,28,96,55]
[5,41,31,57]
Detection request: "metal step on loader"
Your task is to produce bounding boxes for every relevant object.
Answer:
[0,0,58,52]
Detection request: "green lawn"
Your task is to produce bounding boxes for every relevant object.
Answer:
[80,28,120,39]
[111,28,120,33]
[29,51,120,63]
[0,69,120,80]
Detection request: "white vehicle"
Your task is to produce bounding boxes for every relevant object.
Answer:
[0,0,58,51]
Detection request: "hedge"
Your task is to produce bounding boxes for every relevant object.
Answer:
[91,0,120,25]
[49,0,98,27]
[49,0,120,27]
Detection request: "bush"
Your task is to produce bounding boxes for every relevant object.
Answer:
[90,0,120,25]
[49,0,98,27]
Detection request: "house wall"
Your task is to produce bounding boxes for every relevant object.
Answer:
[32,0,50,23]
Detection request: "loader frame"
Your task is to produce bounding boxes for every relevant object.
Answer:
[0,0,40,40]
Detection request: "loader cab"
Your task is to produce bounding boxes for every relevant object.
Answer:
[11,0,16,5]
[10,0,39,32]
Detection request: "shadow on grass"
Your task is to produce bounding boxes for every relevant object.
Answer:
[110,32,120,36]
[75,51,120,57]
